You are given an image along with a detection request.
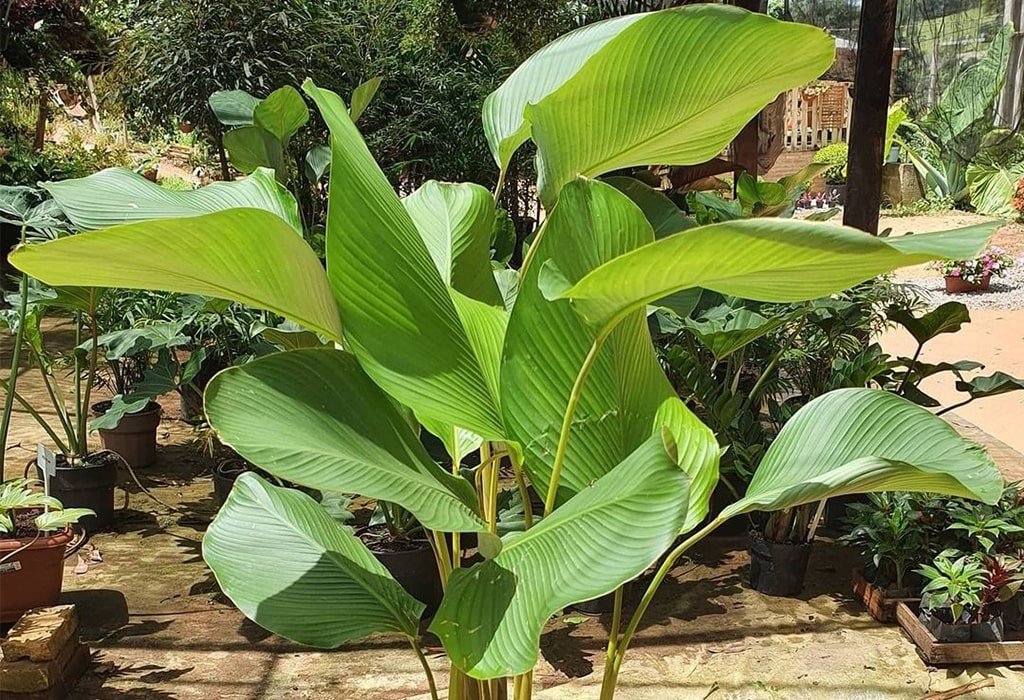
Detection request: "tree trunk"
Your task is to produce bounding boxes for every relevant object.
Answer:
[843,0,898,235]
[33,90,48,152]
[996,0,1023,129]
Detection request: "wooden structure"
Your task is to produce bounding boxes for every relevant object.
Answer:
[783,81,852,151]
[897,602,1024,665]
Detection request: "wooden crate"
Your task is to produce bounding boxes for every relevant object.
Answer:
[852,569,919,623]
[896,602,1024,664]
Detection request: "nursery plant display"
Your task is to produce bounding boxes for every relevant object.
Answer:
[8,6,1008,700]
[931,246,1015,294]
[0,478,93,622]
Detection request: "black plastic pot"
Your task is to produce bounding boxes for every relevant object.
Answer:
[33,453,118,532]
[919,608,1004,642]
[372,543,443,616]
[748,531,812,597]
[213,461,250,506]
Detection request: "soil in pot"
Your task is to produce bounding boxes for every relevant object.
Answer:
[361,525,443,616]
[0,508,73,623]
[34,452,118,532]
[944,274,991,294]
[748,530,812,597]
[92,400,162,468]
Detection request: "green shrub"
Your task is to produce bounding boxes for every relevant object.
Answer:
[813,141,848,184]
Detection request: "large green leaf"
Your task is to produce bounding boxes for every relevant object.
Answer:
[10,209,342,341]
[683,306,792,363]
[887,302,971,345]
[603,176,696,238]
[496,6,834,203]
[546,219,997,330]
[303,80,504,439]
[349,76,382,123]
[209,89,260,126]
[204,473,424,648]
[204,349,485,533]
[431,432,691,679]
[501,179,718,523]
[720,388,1002,520]
[223,126,286,177]
[956,372,1024,399]
[253,86,309,142]
[402,181,503,306]
[966,160,1024,217]
[41,167,302,232]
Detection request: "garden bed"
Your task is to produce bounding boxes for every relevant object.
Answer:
[851,568,919,623]
[897,602,1024,665]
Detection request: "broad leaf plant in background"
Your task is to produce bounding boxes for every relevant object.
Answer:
[11,6,1005,699]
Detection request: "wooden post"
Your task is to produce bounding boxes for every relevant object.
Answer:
[732,0,765,181]
[843,0,899,235]
[997,0,1023,129]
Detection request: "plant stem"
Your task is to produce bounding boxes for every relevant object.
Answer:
[544,330,610,515]
[0,224,29,472]
[31,348,75,450]
[510,451,534,529]
[77,289,100,459]
[599,586,625,700]
[0,378,70,455]
[409,638,440,700]
[897,341,923,397]
[431,529,452,586]
[600,517,725,698]
[739,307,809,416]
[493,167,507,204]
[937,398,974,416]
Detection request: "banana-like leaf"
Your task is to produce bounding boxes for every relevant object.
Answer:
[223,126,286,177]
[350,76,382,123]
[887,302,970,345]
[204,473,424,648]
[720,388,1002,520]
[209,89,260,126]
[546,219,997,330]
[431,432,691,678]
[966,160,1024,217]
[509,6,833,203]
[10,209,343,342]
[501,179,718,523]
[205,349,485,533]
[253,86,309,142]
[654,397,720,534]
[403,181,503,306]
[303,80,504,439]
[41,167,302,232]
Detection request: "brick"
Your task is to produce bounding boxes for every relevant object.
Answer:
[1,606,78,662]
[0,644,90,699]
[0,639,85,693]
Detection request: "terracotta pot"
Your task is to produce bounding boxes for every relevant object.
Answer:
[92,401,162,468]
[944,274,990,294]
[179,122,194,134]
[0,526,73,623]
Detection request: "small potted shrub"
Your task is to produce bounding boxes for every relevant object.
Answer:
[917,549,1022,642]
[749,504,817,596]
[932,246,1014,294]
[842,492,927,621]
[812,141,848,204]
[0,479,94,623]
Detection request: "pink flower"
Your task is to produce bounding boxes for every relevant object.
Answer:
[950,268,960,277]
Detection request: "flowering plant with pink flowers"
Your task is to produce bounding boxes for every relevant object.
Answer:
[931,246,1014,284]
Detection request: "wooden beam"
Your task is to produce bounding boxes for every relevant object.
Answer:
[843,0,898,234]
[731,0,765,181]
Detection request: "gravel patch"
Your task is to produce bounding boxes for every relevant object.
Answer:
[894,256,1024,310]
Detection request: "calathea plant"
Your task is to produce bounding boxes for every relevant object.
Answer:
[10,6,1004,699]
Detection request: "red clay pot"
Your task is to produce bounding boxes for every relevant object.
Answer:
[92,401,162,468]
[944,274,990,293]
[0,526,73,623]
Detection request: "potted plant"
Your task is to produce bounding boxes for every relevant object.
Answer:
[89,320,205,468]
[931,246,1014,294]
[360,501,444,615]
[9,7,1011,697]
[843,492,928,621]
[0,478,94,623]
[916,549,1022,642]
[812,141,848,204]
[749,505,818,596]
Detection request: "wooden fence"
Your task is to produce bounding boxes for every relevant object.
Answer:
[784,81,852,151]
